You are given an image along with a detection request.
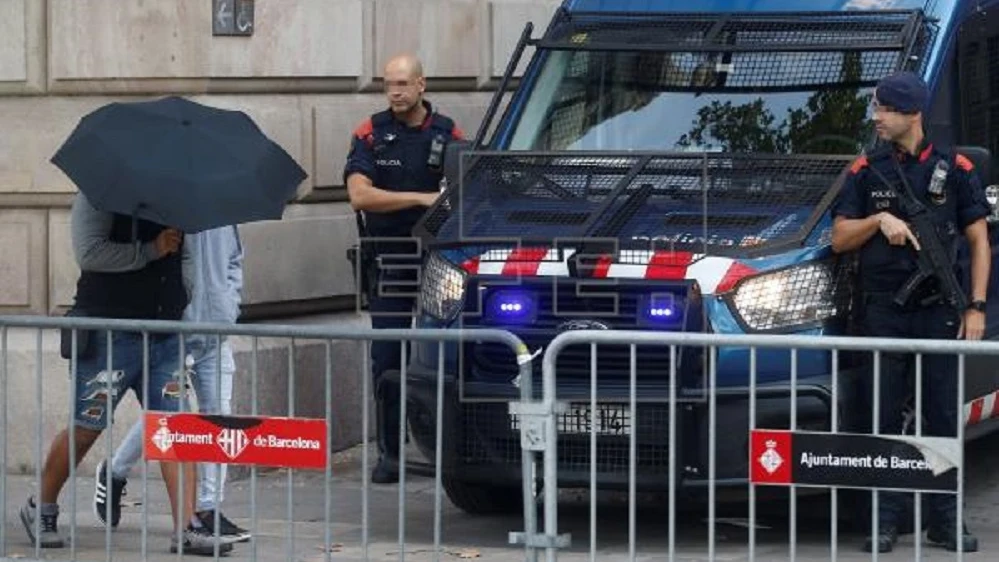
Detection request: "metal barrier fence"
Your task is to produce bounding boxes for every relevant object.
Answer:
[6,315,997,561]
[0,315,535,562]
[527,330,999,561]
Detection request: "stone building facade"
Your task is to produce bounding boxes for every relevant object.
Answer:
[0,0,558,318]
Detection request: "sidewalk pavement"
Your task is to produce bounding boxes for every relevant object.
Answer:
[3,440,999,561]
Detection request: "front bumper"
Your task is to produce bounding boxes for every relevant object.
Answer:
[388,360,867,493]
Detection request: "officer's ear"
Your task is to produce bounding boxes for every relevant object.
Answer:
[417,75,426,95]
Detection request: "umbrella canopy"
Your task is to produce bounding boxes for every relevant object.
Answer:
[51,96,307,232]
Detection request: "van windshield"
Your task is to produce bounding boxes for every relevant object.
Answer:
[415,11,931,254]
[508,49,875,155]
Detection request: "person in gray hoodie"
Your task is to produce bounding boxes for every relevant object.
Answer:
[92,225,250,543]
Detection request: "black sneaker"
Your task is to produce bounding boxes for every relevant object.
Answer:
[20,497,64,548]
[170,525,236,556]
[93,460,127,529]
[927,523,979,552]
[862,523,899,553]
[198,510,252,543]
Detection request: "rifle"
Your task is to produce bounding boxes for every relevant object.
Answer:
[870,159,968,312]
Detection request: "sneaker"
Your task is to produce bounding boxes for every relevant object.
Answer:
[862,523,899,553]
[197,510,252,543]
[93,460,127,529]
[20,497,64,548]
[169,525,236,556]
[927,522,979,552]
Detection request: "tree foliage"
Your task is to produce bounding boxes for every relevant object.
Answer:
[678,53,872,154]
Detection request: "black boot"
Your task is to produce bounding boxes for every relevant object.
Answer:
[372,385,401,484]
[927,522,979,552]
[862,523,898,553]
[925,494,978,552]
[371,457,399,484]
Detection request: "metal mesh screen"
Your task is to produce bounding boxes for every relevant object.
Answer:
[727,259,852,332]
[459,278,702,386]
[421,154,641,241]
[469,339,676,382]
[418,153,852,255]
[546,11,921,52]
[536,11,926,91]
[990,36,999,98]
[540,49,898,92]
[989,36,999,157]
[958,28,999,161]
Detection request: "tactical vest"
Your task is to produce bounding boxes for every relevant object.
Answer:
[858,146,962,293]
[361,109,455,239]
[74,215,187,320]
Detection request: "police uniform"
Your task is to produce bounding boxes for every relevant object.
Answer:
[342,100,463,471]
[832,140,989,535]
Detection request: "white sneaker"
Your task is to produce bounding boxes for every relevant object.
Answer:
[20,497,65,548]
[169,525,236,556]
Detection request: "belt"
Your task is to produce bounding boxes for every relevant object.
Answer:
[863,290,942,311]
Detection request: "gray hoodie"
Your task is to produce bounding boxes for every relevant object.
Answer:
[181,225,243,326]
[71,194,244,325]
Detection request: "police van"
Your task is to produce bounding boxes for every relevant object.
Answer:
[395,0,999,514]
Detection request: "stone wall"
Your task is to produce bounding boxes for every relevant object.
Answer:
[0,0,559,316]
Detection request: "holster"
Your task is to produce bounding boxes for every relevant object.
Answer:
[347,212,380,305]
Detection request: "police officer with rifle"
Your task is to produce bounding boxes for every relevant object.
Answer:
[343,53,464,484]
[832,71,991,553]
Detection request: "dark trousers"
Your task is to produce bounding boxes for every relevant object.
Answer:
[860,293,961,528]
[368,270,418,460]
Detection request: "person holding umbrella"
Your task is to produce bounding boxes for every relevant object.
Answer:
[93,225,251,544]
[21,194,234,555]
[21,96,305,554]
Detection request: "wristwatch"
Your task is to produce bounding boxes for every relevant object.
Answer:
[969,300,987,313]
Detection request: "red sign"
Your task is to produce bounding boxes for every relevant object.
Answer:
[749,429,793,485]
[143,412,327,469]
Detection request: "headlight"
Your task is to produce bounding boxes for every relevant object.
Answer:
[418,253,467,321]
[728,262,841,332]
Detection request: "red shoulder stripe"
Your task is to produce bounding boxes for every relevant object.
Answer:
[849,156,868,175]
[353,118,373,140]
[451,125,465,141]
[955,154,975,172]
[918,143,934,163]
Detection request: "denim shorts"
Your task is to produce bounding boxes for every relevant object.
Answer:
[72,331,185,431]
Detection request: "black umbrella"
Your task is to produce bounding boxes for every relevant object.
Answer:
[51,96,307,232]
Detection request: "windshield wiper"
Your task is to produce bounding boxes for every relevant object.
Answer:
[577,154,653,234]
[569,170,655,277]
[589,183,654,238]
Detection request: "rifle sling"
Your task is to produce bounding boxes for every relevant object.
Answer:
[868,155,967,310]
[866,158,938,305]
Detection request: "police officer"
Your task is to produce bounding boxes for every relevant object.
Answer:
[832,71,990,553]
[343,53,464,484]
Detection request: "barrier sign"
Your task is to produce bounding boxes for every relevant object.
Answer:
[144,412,327,469]
[750,429,959,492]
